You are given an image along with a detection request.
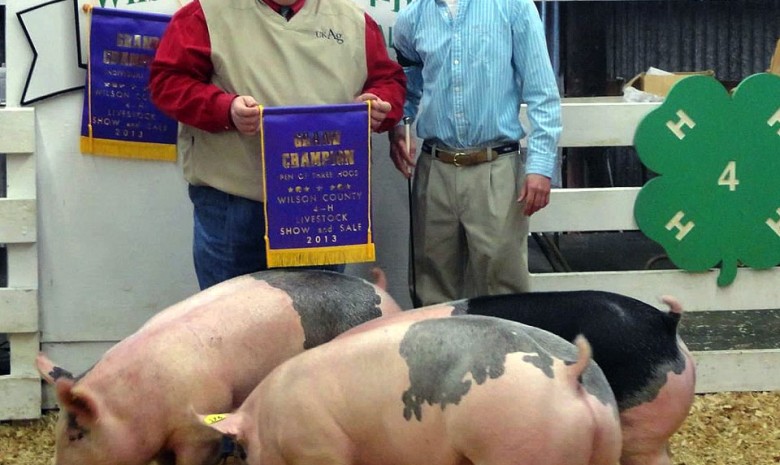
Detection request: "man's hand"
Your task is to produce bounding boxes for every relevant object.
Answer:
[230,96,260,135]
[355,93,392,132]
[518,174,551,216]
[388,125,416,179]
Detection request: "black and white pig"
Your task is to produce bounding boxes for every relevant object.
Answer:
[203,315,623,465]
[341,290,696,465]
[36,269,403,465]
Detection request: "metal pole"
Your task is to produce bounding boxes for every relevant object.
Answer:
[403,116,420,307]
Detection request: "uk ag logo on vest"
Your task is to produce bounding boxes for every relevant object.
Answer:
[315,29,344,44]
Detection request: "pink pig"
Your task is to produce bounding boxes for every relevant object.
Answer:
[203,315,622,465]
[36,269,402,465]
[339,290,696,465]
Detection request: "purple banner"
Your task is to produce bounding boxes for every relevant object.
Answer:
[80,7,177,160]
[262,103,374,266]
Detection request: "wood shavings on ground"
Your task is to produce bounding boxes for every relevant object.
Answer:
[0,391,778,465]
[669,391,779,465]
[0,411,56,465]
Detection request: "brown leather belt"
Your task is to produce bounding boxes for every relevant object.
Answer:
[421,142,520,167]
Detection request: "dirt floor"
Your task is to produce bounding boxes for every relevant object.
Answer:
[0,391,777,465]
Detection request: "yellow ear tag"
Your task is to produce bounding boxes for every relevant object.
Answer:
[203,413,230,425]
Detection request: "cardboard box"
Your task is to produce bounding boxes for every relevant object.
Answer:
[770,39,780,76]
[624,69,716,97]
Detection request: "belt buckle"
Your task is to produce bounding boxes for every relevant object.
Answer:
[452,151,467,167]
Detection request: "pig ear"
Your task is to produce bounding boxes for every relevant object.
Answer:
[36,353,74,385]
[198,412,245,439]
[55,378,100,425]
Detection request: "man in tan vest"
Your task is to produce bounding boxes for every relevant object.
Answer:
[150,0,406,289]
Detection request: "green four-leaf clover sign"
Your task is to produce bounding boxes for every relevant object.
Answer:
[634,73,780,286]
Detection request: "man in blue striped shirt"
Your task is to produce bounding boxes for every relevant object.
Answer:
[389,0,562,307]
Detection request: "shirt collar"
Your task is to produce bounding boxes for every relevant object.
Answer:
[261,0,305,16]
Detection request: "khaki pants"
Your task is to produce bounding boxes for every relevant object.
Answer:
[410,150,530,307]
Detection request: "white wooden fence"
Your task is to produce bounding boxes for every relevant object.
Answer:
[0,107,39,420]
[0,97,777,420]
[527,97,780,393]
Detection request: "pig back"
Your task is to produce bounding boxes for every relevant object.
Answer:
[254,269,403,349]
[112,270,402,392]
[453,291,688,410]
[397,316,616,420]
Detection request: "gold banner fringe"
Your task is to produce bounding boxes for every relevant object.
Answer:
[80,137,177,162]
[266,243,376,268]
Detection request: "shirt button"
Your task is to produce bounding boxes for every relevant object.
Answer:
[454,60,459,65]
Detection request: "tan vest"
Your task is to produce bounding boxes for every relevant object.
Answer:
[182,0,368,201]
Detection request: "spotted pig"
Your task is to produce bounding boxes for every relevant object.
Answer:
[36,270,403,465]
[341,290,696,465]
[204,316,622,465]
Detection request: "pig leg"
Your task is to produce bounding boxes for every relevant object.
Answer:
[167,425,223,465]
[269,419,355,465]
[449,368,619,465]
[168,445,220,465]
[618,356,695,465]
[463,413,613,465]
[264,443,352,465]
[468,436,595,465]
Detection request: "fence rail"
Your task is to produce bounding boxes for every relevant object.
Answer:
[0,107,39,420]
[528,97,780,393]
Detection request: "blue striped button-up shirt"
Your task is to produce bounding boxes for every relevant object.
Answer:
[393,0,562,177]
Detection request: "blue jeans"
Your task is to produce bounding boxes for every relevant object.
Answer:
[189,185,344,290]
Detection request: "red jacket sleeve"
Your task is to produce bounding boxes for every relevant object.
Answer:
[149,1,235,132]
[362,13,407,133]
